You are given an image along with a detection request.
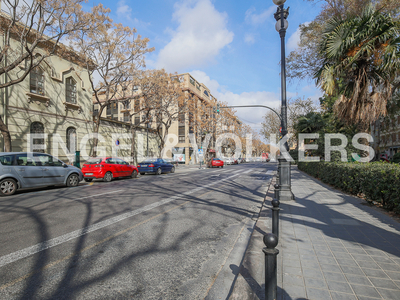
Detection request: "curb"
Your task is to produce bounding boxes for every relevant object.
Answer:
[228,176,276,300]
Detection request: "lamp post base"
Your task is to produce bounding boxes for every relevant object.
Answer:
[278,157,295,201]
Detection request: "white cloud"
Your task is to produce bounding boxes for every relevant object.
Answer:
[287,21,310,51]
[245,6,276,26]
[156,0,234,72]
[244,33,255,45]
[116,0,133,21]
[116,1,150,26]
[189,70,281,132]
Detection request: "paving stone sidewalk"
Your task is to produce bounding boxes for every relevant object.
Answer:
[229,166,400,300]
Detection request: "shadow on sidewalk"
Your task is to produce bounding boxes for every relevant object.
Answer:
[282,169,400,257]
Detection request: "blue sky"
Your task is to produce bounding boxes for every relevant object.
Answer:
[86,0,324,137]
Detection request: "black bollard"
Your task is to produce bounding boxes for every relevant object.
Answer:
[274,183,279,200]
[271,198,280,238]
[263,233,279,300]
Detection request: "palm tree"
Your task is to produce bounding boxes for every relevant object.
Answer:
[315,4,400,127]
[294,112,325,134]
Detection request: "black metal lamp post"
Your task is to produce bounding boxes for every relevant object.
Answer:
[273,0,294,201]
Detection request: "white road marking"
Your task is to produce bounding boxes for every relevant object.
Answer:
[68,190,125,202]
[0,173,240,268]
[266,170,275,175]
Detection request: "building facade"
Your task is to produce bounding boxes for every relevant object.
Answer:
[0,43,94,164]
[371,116,400,159]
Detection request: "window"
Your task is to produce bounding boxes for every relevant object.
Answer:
[106,104,111,115]
[30,122,45,153]
[34,154,63,166]
[134,99,140,112]
[30,67,45,95]
[135,116,140,125]
[124,112,130,123]
[0,155,14,166]
[66,127,77,153]
[178,113,185,126]
[179,136,185,143]
[16,153,37,166]
[66,77,77,104]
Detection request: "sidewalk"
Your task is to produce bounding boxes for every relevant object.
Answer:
[229,166,400,300]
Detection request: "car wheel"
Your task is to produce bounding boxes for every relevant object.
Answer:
[84,178,93,182]
[140,172,145,175]
[67,174,80,187]
[170,166,175,173]
[103,171,113,182]
[221,165,223,168]
[156,168,162,175]
[131,170,138,178]
[0,178,17,196]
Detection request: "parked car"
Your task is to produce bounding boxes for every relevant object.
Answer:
[81,157,138,182]
[0,152,83,196]
[207,158,224,168]
[163,158,179,168]
[379,153,390,163]
[224,158,234,165]
[137,158,175,175]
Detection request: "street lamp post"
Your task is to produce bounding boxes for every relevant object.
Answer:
[273,0,294,201]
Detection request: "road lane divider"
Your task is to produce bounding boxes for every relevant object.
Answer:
[0,173,243,269]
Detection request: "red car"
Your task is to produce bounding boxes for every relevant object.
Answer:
[207,158,224,168]
[81,157,138,182]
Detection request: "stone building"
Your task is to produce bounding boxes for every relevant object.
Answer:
[0,41,94,164]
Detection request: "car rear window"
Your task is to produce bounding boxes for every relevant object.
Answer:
[141,159,157,163]
[0,155,14,166]
[85,158,102,164]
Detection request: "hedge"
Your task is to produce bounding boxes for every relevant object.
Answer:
[297,161,400,213]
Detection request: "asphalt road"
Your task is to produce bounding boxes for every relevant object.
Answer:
[0,162,276,300]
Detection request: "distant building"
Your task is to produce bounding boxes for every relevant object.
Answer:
[92,72,220,164]
[371,116,400,159]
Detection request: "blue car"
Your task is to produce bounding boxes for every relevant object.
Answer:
[137,158,175,175]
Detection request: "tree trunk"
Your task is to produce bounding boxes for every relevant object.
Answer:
[0,115,12,152]
[92,105,105,157]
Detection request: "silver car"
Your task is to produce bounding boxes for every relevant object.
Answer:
[0,152,83,196]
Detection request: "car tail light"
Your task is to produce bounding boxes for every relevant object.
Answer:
[95,164,104,168]
[149,164,154,167]
[137,165,140,168]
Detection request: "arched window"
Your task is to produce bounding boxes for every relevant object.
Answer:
[30,67,45,95]
[30,122,45,153]
[66,77,77,104]
[66,127,77,153]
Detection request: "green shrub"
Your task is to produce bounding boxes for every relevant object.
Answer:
[391,152,400,164]
[297,161,400,212]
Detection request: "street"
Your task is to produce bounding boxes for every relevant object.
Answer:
[0,162,274,300]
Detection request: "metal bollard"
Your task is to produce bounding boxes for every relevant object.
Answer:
[274,183,279,200]
[263,233,279,300]
[271,198,280,238]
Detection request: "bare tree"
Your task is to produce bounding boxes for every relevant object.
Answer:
[71,21,154,156]
[0,0,110,151]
